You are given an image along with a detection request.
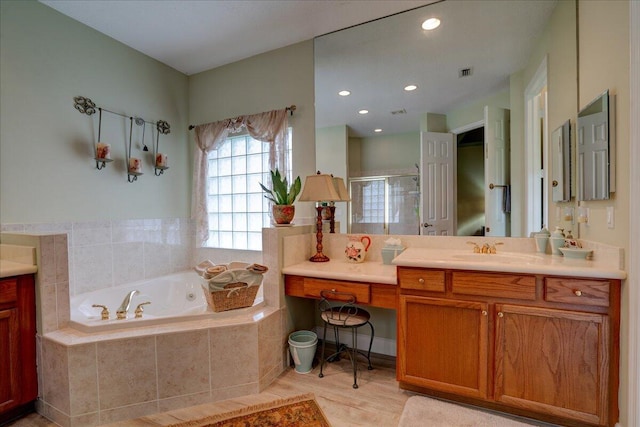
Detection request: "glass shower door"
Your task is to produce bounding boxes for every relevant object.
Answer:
[349,175,420,235]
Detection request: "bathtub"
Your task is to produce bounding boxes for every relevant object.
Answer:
[69,270,264,332]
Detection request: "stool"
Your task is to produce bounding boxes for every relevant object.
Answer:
[318,289,374,388]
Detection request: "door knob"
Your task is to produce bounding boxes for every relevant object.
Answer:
[422,223,433,228]
[552,180,558,187]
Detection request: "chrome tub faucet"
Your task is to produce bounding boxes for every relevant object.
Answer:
[116,290,140,319]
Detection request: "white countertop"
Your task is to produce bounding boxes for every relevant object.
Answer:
[393,247,627,280]
[0,244,37,278]
[282,260,397,284]
[0,259,38,278]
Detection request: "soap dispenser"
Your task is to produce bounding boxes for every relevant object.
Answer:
[550,227,566,255]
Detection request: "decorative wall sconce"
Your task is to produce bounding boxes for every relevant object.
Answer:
[73,95,171,180]
[154,120,170,176]
[126,117,143,183]
[94,108,113,170]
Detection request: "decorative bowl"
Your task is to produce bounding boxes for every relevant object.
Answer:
[558,247,592,260]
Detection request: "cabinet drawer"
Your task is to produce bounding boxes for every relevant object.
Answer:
[0,278,18,304]
[544,277,610,307]
[452,272,535,300]
[303,278,370,304]
[398,268,445,292]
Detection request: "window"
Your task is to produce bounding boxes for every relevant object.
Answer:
[205,130,292,250]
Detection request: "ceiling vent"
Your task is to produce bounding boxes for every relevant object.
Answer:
[458,67,473,78]
[391,109,407,115]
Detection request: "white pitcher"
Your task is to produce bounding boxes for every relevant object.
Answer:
[345,235,371,263]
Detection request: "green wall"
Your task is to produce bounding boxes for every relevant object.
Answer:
[188,40,317,220]
[0,0,190,223]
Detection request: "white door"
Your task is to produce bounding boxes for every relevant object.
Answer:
[484,106,511,237]
[420,132,454,235]
[577,111,609,200]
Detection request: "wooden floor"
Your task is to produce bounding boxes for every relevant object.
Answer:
[8,353,413,427]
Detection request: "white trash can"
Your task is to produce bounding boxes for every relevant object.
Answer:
[288,331,318,374]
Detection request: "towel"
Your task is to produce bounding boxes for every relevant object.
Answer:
[502,185,511,214]
[207,269,263,291]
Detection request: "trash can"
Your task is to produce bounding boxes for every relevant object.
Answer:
[288,330,318,374]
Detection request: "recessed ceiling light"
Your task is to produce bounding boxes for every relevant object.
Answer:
[404,85,418,91]
[358,109,369,115]
[374,129,383,133]
[338,90,351,96]
[422,18,441,31]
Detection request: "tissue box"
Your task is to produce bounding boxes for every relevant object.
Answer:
[381,245,405,265]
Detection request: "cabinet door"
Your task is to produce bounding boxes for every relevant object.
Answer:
[0,308,21,413]
[398,295,489,399]
[494,304,609,425]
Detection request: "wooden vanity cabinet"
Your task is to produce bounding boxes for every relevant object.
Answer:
[398,295,489,400]
[397,267,620,427]
[0,274,37,423]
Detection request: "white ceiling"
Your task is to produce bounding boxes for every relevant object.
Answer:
[40,0,558,138]
[40,0,434,75]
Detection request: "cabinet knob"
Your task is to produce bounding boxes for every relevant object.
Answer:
[481,310,488,316]
[497,312,504,318]
[574,290,582,296]
[418,278,425,284]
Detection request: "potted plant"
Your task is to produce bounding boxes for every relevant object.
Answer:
[260,169,302,224]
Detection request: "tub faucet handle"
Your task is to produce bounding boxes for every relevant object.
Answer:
[134,302,151,319]
[92,304,110,320]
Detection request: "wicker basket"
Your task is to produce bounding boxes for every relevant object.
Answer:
[202,281,260,312]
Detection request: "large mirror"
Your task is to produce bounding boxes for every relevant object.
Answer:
[577,90,616,201]
[551,120,572,202]
[314,0,576,237]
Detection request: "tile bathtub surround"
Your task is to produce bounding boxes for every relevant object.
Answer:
[1,217,195,298]
[38,308,285,427]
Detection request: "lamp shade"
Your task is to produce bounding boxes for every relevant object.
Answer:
[298,173,340,202]
[332,177,350,201]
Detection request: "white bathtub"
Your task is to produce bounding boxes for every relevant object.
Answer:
[69,270,264,332]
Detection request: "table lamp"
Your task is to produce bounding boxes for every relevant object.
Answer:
[298,171,341,262]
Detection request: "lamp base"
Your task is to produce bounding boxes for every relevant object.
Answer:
[309,205,330,262]
[309,252,330,262]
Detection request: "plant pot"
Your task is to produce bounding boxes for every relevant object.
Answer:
[273,204,295,224]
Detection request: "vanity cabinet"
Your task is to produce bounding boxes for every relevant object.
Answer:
[0,274,37,423]
[397,267,620,427]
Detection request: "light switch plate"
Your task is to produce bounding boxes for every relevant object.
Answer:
[607,206,615,228]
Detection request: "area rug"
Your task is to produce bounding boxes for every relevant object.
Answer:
[168,393,331,427]
[398,396,539,426]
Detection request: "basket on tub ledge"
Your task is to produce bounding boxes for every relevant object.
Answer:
[196,261,268,312]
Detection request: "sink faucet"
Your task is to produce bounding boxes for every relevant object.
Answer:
[116,290,139,319]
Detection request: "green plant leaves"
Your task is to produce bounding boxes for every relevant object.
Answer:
[260,169,301,205]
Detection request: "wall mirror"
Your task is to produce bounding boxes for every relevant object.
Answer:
[314,0,576,237]
[551,120,572,202]
[577,90,616,201]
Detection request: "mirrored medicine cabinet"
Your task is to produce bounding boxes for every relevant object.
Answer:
[551,120,572,202]
[577,90,616,201]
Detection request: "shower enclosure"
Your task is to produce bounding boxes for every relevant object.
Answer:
[348,174,420,235]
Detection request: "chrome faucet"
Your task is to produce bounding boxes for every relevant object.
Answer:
[116,290,139,320]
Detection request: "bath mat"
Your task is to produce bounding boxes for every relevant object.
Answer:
[398,396,539,426]
[168,393,331,427]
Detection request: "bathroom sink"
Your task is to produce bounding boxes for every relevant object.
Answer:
[450,252,542,265]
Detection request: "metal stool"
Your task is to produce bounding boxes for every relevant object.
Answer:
[318,289,374,388]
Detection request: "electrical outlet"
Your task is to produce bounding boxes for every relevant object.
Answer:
[607,206,615,229]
